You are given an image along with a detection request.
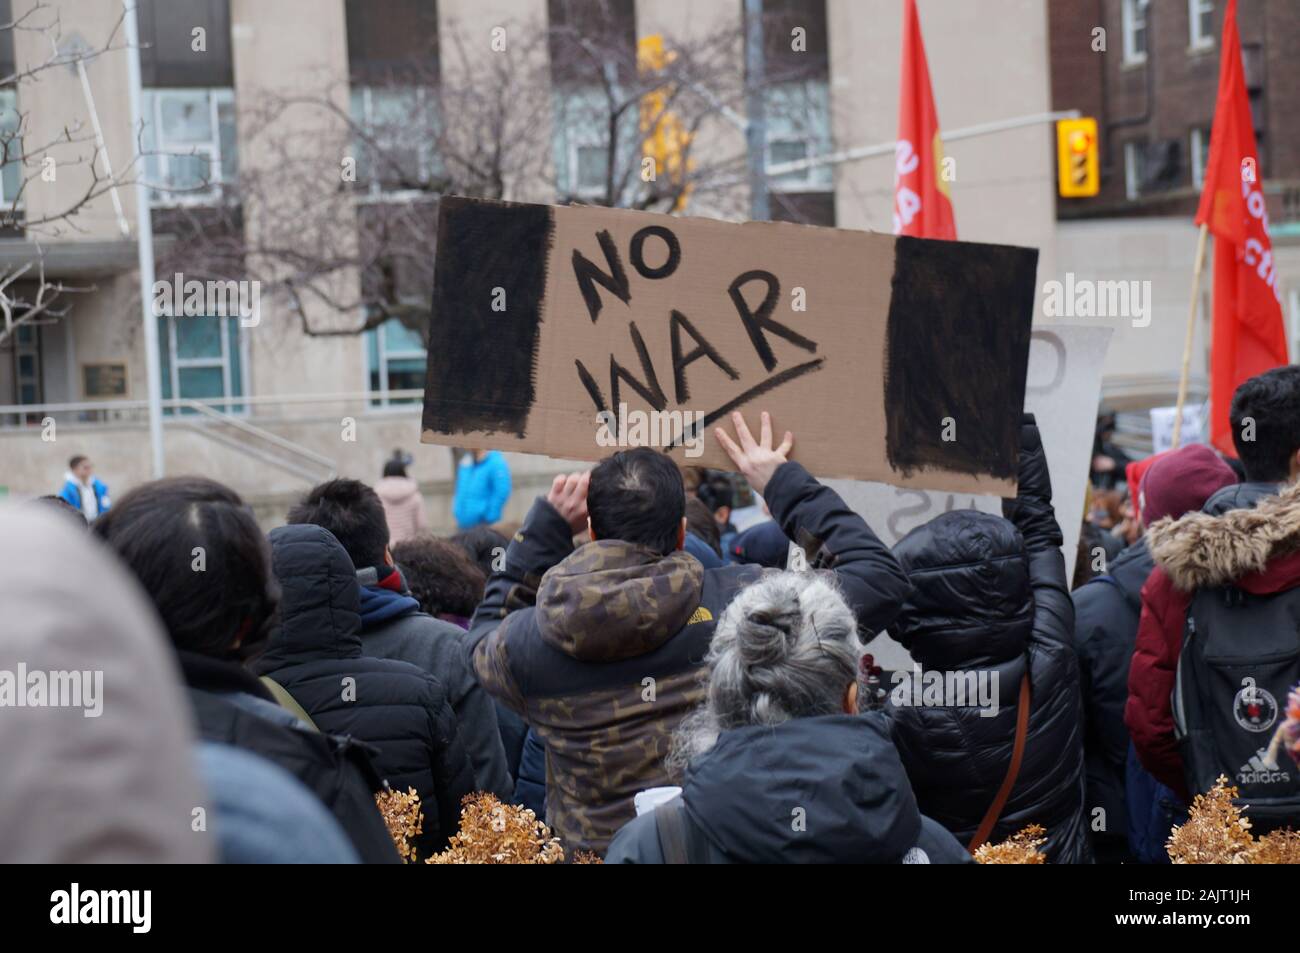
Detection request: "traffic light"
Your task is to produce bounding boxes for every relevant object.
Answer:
[1057,117,1099,198]
[639,34,693,212]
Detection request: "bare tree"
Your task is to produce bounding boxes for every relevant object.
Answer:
[158,3,828,342]
[0,1,137,347]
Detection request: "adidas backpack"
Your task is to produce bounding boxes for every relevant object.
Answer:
[1174,584,1300,830]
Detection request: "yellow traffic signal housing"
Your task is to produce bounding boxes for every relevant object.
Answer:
[1057,117,1099,198]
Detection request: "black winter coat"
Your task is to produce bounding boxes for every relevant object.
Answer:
[179,650,399,863]
[1072,538,1153,859]
[605,714,973,864]
[256,524,475,855]
[888,416,1091,863]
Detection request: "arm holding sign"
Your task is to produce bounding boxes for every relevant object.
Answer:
[1000,412,1077,664]
[465,473,588,714]
[716,411,913,637]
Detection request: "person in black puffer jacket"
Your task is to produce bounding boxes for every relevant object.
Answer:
[888,414,1091,863]
[92,477,399,863]
[256,523,475,856]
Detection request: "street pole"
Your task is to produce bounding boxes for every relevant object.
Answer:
[122,1,165,478]
[743,0,768,222]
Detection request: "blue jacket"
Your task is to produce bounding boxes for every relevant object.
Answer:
[196,742,360,863]
[453,451,511,529]
[58,476,110,516]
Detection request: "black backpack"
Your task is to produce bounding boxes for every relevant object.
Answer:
[1173,584,1300,830]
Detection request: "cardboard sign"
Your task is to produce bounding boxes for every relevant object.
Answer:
[421,196,1039,494]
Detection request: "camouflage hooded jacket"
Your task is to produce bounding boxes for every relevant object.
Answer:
[466,461,913,855]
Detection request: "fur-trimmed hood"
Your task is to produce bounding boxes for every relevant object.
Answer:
[1146,480,1300,591]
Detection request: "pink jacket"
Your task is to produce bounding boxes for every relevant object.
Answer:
[375,476,428,545]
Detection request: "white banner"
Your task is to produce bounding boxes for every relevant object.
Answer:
[822,325,1113,669]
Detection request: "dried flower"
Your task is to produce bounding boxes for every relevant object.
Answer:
[571,850,604,864]
[1248,828,1300,864]
[374,786,424,863]
[973,824,1047,864]
[1167,775,1254,864]
[428,793,566,864]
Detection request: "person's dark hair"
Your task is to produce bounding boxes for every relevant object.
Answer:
[685,497,722,556]
[286,478,389,569]
[382,459,407,478]
[68,455,87,470]
[694,471,734,516]
[92,477,278,658]
[34,494,88,527]
[450,525,510,578]
[588,448,684,556]
[391,535,487,619]
[1229,366,1300,483]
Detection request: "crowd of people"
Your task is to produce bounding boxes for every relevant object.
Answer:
[5,366,1300,864]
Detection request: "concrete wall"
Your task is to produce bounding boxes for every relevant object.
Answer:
[11,0,138,241]
[827,0,1059,306]
[230,0,367,413]
[0,405,580,532]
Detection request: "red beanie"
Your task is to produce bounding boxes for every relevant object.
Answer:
[1139,444,1237,527]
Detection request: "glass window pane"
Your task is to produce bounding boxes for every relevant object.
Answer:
[385,356,425,401]
[577,145,606,192]
[167,152,212,190]
[217,98,238,182]
[159,91,214,143]
[383,319,424,353]
[18,354,35,376]
[178,366,225,403]
[175,315,223,359]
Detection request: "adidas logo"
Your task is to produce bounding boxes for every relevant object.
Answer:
[1237,747,1291,786]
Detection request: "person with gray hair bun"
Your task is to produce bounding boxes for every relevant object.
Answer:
[605,571,971,864]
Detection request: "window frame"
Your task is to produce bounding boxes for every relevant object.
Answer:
[156,312,246,415]
[143,87,237,207]
[1190,127,1210,189]
[1122,0,1150,65]
[367,318,426,408]
[1188,0,1215,51]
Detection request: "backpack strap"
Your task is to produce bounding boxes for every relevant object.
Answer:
[968,671,1032,854]
[259,675,320,733]
[654,797,699,864]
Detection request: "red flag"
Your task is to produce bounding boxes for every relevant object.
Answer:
[894,0,956,240]
[1195,0,1288,456]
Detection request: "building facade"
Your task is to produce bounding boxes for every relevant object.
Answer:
[2,0,1291,517]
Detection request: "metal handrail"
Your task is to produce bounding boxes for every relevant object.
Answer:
[177,400,337,472]
[0,389,426,416]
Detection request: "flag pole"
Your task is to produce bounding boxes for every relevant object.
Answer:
[1172,223,1210,450]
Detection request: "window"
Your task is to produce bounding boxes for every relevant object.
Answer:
[157,314,244,414]
[1124,141,1146,200]
[765,80,833,192]
[0,87,20,207]
[349,85,441,196]
[1122,0,1150,65]
[11,323,40,406]
[1191,127,1211,188]
[553,86,637,203]
[141,88,237,205]
[367,319,425,406]
[1189,0,1215,50]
